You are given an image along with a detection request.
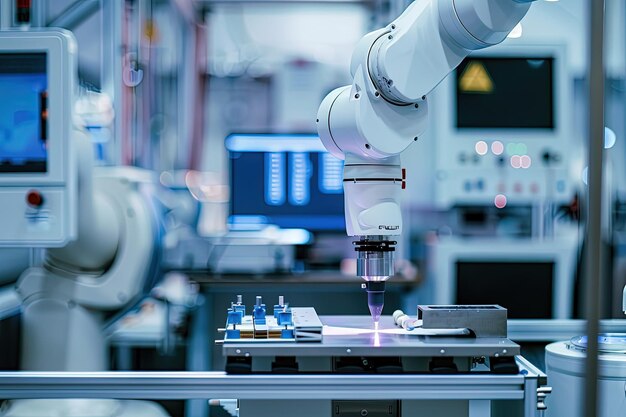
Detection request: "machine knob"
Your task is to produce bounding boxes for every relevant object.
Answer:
[26,190,44,208]
[541,150,561,166]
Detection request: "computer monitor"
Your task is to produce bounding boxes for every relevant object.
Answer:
[455,57,554,129]
[426,236,577,319]
[0,53,48,173]
[0,30,77,247]
[226,133,345,231]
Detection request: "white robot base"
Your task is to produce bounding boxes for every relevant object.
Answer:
[3,168,171,417]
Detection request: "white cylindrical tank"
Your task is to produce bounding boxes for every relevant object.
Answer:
[545,335,626,417]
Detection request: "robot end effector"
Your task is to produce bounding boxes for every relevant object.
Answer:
[316,0,536,321]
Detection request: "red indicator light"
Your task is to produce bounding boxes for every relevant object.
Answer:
[26,190,44,208]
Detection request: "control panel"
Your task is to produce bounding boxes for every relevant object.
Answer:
[437,140,570,207]
[432,44,575,208]
[0,30,77,247]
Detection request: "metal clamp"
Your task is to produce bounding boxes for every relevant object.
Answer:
[536,386,552,411]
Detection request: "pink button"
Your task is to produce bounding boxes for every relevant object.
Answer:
[530,183,539,194]
[475,141,488,156]
[510,155,522,169]
[494,194,507,209]
[491,141,504,155]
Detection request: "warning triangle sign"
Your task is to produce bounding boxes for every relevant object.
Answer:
[459,61,494,93]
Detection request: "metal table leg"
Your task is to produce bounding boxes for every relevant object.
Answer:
[116,346,132,371]
[469,400,491,417]
[517,355,546,417]
[186,293,210,417]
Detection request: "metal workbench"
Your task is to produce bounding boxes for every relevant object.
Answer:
[508,319,626,342]
[0,356,546,417]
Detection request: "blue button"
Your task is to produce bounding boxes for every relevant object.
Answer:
[556,180,566,193]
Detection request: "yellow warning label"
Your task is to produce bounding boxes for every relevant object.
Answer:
[459,61,494,93]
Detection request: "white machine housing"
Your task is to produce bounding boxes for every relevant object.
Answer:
[545,341,626,417]
[426,233,577,319]
[0,28,170,417]
[16,164,158,371]
[0,28,159,373]
[432,44,573,207]
[0,30,77,246]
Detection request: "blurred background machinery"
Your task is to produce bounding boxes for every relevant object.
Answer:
[0,1,624,417]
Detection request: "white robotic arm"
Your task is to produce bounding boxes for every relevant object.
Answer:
[317,0,536,323]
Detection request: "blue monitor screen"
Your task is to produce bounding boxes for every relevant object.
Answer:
[227,134,345,231]
[0,53,47,173]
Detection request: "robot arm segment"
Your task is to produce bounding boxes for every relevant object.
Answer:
[47,132,120,272]
[373,0,534,104]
